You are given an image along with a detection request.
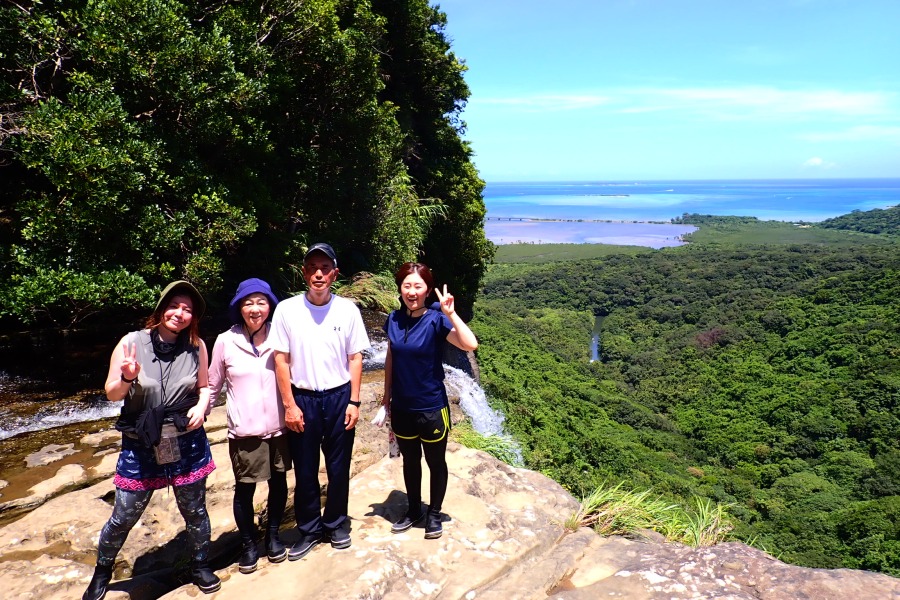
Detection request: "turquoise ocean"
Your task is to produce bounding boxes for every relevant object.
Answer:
[484,179,900,247]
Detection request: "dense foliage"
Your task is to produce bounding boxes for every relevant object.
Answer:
[473,239,900,574]
[817,205,900,236]
[0,0,491,326]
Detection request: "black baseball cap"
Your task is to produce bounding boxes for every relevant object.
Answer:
[304,242,337,267]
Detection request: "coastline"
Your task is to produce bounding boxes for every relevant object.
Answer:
[484,218,697,248]
[483,179,900,235]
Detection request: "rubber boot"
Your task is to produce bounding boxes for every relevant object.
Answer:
[265,527,287,563]
[238,537,259,574]
[82,564,113,600]
[265,486,288,563]
[191,560,221,594]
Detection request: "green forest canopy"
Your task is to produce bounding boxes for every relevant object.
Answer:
[472,225,900,575]
[0,0,493,327]
[818,205,900,236]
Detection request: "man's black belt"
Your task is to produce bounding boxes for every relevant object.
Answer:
[291,381,350,396]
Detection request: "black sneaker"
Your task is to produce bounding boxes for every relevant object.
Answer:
[329,524,352,549]
[238,541,259,574]
[391,506,426,534]
[288,533,322,561]
[424,509,443,539]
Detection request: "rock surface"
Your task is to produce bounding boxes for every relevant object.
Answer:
[1,377,899,599]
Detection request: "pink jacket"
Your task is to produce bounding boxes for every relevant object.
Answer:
[208,325,285,439]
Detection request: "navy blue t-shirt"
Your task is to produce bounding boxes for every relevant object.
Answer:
[383,306,453,412]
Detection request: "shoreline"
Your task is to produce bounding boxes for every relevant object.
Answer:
[485,216,675,225]
[484,219,698,248]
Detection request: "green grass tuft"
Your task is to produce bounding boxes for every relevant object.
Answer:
[567,481,734,547]
[335,271,399,312]
[451,420,523,467]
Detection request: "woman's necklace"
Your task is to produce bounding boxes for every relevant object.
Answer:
[157,354,174,405]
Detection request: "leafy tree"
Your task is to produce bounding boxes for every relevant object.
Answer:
[0,0,490,325]
[818,205,900,236]
[371,0,493,317]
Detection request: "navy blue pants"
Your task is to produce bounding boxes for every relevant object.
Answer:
[289,382,355,537]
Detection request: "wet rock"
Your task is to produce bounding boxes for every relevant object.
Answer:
[80,430,121,448]
[29,463,84,497]
[24,443,76,467]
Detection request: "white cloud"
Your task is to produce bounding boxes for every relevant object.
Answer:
[478,94,611,112]
[475,86,894,120]
[633,87,890,119]
[802,157,837,169]
[799,125,900,143]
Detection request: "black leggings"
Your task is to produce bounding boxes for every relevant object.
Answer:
[396,435,449,513]
[233,471,288,541]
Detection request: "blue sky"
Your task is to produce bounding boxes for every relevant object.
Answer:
[436,0,900,181]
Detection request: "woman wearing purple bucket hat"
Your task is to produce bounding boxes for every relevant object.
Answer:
[208,278,292,574]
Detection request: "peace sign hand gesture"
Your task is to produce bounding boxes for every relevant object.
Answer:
[434,284,456,318]
[121,342,141,381]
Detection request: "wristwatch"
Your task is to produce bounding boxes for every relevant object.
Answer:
[348,400,361,407]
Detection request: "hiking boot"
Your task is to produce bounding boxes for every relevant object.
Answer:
[287,533,322,561]
[191,561,221,594]
[82,564,113,600]
[424,508,443,539]
[391,505,426,534]
[265,530,288,563]
[238,540,259,574]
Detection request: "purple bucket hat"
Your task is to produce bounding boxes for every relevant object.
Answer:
[228,278,278,325]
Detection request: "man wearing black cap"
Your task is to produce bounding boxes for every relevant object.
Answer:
[270,243,370,559]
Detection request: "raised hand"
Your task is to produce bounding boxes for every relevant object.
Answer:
[434,284,456,317]
[121,342,141,381]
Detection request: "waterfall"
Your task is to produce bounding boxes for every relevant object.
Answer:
[443,365,505,436]
[365,343,506,434]
[590,314,603,362]
[0,390,121,441]
[363,340,388,370]
[443,365,523,465]
[362,347,522,462]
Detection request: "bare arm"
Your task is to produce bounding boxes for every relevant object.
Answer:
[445,313,479,352]
[275,350,304,432]
[187,341,211,430]
[105,335,141,401]
[345,352,362,430]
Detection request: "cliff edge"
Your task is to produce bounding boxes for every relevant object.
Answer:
[1,381,898,599]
